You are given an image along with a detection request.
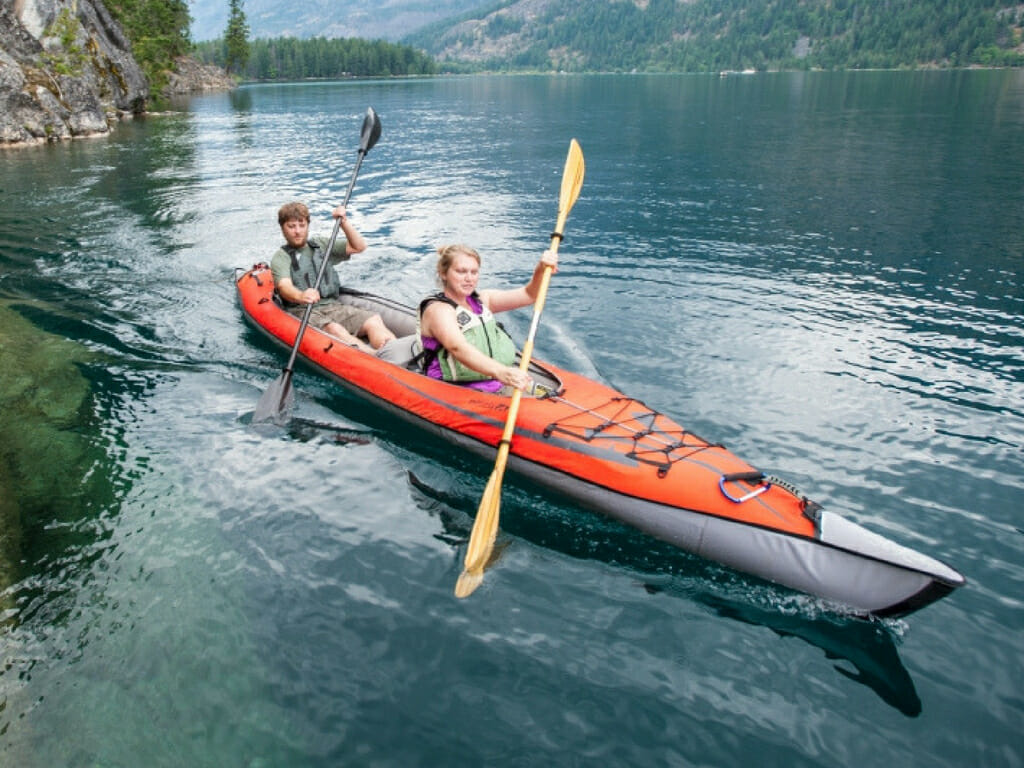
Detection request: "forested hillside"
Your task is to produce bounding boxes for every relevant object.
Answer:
[193,37,438,79]
[189,0,486,43]
[104,0,1024,88]
[104,0,191,93]
[405,0,1024,72]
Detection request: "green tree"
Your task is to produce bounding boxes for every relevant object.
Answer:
[106,0,191,98]
[224,0,250,75]
[195,36,437,79]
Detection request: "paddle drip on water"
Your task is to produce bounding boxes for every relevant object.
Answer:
[455,139,585,598]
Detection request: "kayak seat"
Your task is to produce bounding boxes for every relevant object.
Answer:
[375,333,424,371]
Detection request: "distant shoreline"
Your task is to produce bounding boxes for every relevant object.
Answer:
[231,65,1023,86]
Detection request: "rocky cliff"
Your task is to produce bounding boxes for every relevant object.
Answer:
[1,0,235,147]
[164,55,234,95]
[1,0,148,145]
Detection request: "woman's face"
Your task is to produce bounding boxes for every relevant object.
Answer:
[443,253,480,298]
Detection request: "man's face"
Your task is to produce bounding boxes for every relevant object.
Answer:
[281,217,309,249]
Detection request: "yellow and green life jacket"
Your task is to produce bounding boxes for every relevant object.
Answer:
[417,292,517,383]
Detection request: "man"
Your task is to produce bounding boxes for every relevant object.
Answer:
[270,201,395,352]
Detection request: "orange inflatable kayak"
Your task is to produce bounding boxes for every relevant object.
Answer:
[237,264,964,617]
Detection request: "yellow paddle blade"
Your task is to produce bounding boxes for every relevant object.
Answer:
[455,471,502,598]
[454,566,484,598]
[557,139,585,228]
[465,470,502,571]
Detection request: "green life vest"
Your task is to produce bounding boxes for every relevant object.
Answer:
[284,240,342,303]
[419,293,517,383]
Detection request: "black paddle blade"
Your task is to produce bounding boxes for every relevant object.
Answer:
[252,371,295,425]
[362,108,382,153]
[361,107,382,153]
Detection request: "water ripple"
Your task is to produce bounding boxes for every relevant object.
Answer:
[2,73,1022,768]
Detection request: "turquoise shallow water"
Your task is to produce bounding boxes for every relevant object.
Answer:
[0,71,1022,766]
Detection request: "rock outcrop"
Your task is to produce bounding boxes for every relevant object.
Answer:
[164,55,235,95]
[1,0,147,146]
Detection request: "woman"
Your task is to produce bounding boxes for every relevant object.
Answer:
[418,244,558,393]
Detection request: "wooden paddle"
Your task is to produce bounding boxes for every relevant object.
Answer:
[253,107,382,425]
[455,139,585,598]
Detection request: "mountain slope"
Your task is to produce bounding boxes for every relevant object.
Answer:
[189,0,490,42]
[403,0,1024,71]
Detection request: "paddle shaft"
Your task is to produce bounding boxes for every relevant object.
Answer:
[490,228,564,468]
[278,148,369,385]
[457,139,583,592]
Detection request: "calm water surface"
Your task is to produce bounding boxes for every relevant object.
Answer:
[0,71,1022,766]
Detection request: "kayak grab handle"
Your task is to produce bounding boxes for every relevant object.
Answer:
[719,471,771,503]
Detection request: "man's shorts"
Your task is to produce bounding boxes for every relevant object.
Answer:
[287,300,376,336]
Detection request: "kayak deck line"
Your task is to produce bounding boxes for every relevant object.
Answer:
[237,264,966,616]
[540,393,725,475]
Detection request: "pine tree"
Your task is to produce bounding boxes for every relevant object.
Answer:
[224,0,250,75]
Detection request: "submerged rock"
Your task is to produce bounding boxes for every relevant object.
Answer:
[0,301,95,593]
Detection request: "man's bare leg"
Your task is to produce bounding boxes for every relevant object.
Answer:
[324,322,374,353]
[361,315,397,350]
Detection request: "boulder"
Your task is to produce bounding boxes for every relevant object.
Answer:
[0,0,147,146]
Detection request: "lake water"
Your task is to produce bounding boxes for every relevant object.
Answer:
[1,71,1022,766]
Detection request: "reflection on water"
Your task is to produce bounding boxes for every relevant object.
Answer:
[228,87,253,113]
[699,593,921,717]
[406,455,921,715]
[0,72,1021,767]
[245,413,375,446]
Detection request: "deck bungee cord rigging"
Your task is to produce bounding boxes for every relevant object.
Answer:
[540,394,723,474]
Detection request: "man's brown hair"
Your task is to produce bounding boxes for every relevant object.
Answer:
[278,202,310,225]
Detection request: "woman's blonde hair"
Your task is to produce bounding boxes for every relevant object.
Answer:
[435,244,480,285]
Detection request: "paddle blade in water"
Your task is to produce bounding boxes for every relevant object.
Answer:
[454,567,484,599]
[467,471,501,568]
[455,470,502,597]
[253,371,294,424]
